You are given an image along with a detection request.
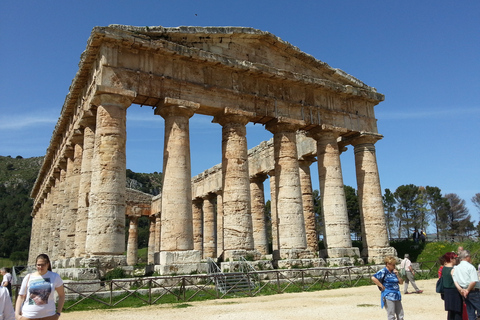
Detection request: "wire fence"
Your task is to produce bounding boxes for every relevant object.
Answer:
[6,260,432,310]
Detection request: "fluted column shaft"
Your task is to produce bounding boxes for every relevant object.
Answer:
[311,128,355,258]
[156,99,199,251]
[352,135,390,256]
[147,215,156,265]
[269,172,279,256]
[216,193,224,256]
[65,142,82,259]
[53,169,66,259]
[250,175,268,255]
[75,120,95,257]
[192,199,204,255]
[266,120,307,256]
[86,93,132,256]
[298,158,318,253]
[214,112,254,254]
[127,216,139,265]
[203,195,217,258]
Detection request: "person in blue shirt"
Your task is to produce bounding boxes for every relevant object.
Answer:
[372,256,405,320]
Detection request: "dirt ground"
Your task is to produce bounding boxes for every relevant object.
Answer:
[60,278,446,320]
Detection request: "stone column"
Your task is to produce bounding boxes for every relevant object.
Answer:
[213,109,257,260]
[266,119,310,259]
[42,183,55,256]
[86,92,133,258]
[250,174,269,255]
[65,141,82,259]
[269,172,279,258]
[192,199,203,256]
[75,118,95,257]
[154,212,161,264]
[53,168,66,260]
[216,193,224,257]
[148,215,156,265]
[155,98,201,272]
[203,194,217,258]
[309,127,360,260]
[351,133,396,263]
[29,204,44,264]
[127,216,139,266]
[298,157,318,254]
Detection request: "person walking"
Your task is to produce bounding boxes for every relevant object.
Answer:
[440,252,463,320]
[372,256,405,320]
[1,268,12,297]
[453,250,480,320]
[400,253,423,294]
[0,286,14,320]
[15,253,65,320]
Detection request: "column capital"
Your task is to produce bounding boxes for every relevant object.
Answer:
[298,155,317,166]
[347,132,383,146]
[154,97,199,118]
[92,86,136,108]
[265,117,305,134]
[212,107,255,126]
[306,124,347,140]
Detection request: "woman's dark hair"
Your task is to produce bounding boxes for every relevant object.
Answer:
[36,254,52,271]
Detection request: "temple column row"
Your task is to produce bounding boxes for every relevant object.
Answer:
[30,92,391,266]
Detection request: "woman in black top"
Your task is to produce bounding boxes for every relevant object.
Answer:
[441,252,463,320]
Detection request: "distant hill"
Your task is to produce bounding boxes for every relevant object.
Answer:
[0,155,162,260]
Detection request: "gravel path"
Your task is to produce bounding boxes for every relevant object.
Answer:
[60,278,445,320]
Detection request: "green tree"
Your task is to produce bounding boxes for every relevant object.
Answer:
[383,188,396,239]
[445,193,471,240]
[393,184,420,238]
[472,193,480,214]
[344,186,360,240]
[424,186,449,240]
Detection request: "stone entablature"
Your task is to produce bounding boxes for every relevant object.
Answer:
[29,25,395,271]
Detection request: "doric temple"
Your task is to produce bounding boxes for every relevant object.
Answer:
[29,25,396,275]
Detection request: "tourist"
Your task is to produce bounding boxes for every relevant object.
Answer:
[15,254,65,320]
[440,252,463,320]
[453,250,480,320]
[419,229,426,243]
[0,286,14,320]
[0,267,12,297]
[400,253,423,294]
[371,256,404,320]
[413,229,420,243]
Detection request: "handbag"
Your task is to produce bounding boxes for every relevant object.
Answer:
[399,267,406,278]
[436,276,444,294]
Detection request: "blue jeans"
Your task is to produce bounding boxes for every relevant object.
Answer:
[465,290,480,320]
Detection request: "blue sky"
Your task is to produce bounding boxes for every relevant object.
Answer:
[1,1,479,226]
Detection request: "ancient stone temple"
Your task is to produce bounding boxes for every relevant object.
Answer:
[29,25,396,275]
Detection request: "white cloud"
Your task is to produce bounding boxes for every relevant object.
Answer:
[0,115,57,130]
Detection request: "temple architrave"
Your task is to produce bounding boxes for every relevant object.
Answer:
[29,25,396,275]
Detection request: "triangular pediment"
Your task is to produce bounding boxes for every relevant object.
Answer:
[97,25,379,95]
